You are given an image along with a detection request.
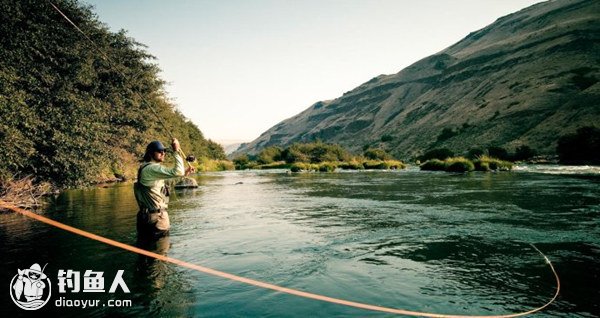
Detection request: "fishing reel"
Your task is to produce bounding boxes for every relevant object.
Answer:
[185,155,196,163]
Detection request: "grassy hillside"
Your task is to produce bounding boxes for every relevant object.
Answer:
[0,0,225,188]
[234,0,600,160]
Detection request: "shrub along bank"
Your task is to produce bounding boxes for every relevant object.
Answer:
[290,160,406,173]
[420,156,513,172]
[234,142,406,172]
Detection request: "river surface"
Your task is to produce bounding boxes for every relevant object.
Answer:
[1,166,599,317]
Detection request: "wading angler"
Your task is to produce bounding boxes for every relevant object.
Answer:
[134,139,195,238]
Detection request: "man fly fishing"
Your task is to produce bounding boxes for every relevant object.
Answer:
[134,138,195,238]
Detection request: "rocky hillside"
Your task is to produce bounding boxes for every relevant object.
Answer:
[234,0,599,159]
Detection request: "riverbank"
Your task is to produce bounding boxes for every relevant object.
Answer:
[0,157,235,209]
[239,159,407,172]
[0,176,56,210]
[4,162,599,210]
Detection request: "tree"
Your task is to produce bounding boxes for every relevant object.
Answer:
[557,126,600,164]
[364,148,392,160]
[282,142,351,163]
[282,145,309,163]
[0,0,225,186]
[466,148,485,160]
[257,146,283,164]
[513,145,536,161]
[487,146,510,161]
[233,155,250,170]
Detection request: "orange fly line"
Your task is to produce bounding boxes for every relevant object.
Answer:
[18,4,560,315]
[1,200,560,317]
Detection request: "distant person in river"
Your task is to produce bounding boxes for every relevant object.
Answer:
[134,138,195,238]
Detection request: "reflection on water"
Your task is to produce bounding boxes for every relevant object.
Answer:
[0,169,599,317]
[135,235,171,290]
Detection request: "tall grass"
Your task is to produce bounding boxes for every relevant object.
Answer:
[421,156,511,172]
[420,159,446,171]
[197,158,235,171]
[473,155,513,171]
[290,159,407,173]
[446,157,475,172]
[362,160,406,170]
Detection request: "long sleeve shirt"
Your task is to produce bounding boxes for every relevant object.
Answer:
[136,154,185,210]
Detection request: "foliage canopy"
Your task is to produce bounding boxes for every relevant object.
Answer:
[0,0,224,187]
[557,126,600,164]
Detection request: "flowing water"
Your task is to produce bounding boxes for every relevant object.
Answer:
[1,166,599,317]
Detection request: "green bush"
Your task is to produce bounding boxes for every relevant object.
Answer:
[364,148,393,160]
[513,145,536,161]
[290,162,308,172]
[421,156,511,173]
[242,143,406,172]
[420,157,474,172]
[216,160,235,171]
[282,142,351,163]
[233,155,250,170]
[445,157,475,172]
[383,160,406,170]
[420,159,446,171]
[474,160,490,171]
[338,160,365,170]
[467,148,485,160]
[256,161,290,169]
[487,146,510,161]
[363,160,386,169]
[282,147,310,163]
[557,126,600,164]
[257,146,283,164]
[318,162,337,172]
[474,156,513,171]
[197,158,235,171]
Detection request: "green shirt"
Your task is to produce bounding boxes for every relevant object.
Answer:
[135,154,185,210]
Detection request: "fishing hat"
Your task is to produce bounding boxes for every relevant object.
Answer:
[146,141,167,153]
[25,263,47,279]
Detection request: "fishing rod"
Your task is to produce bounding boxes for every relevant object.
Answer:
[47,1,195,169]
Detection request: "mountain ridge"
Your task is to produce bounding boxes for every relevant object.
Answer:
[233,0,599,159]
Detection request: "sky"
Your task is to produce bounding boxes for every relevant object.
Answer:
[82,0,544,144]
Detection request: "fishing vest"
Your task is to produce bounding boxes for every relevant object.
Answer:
[133,163,170,212]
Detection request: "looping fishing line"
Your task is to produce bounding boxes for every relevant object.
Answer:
[37,2,560,316]
[2,200,560,317]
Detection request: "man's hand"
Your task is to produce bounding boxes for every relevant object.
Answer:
[171,138,181,152]
[185,165,196,176]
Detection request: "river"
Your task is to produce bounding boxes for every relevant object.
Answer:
[1,166,599,317]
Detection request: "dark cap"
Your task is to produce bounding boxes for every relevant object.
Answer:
[146,141,166,153]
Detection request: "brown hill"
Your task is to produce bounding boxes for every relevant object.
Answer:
[234,0,600,159]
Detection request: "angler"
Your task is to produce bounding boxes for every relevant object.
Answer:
[134,138,195,238]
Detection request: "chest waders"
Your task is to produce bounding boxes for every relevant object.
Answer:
[134,163,171,237]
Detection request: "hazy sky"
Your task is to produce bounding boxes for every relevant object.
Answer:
[81,0,544,143]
